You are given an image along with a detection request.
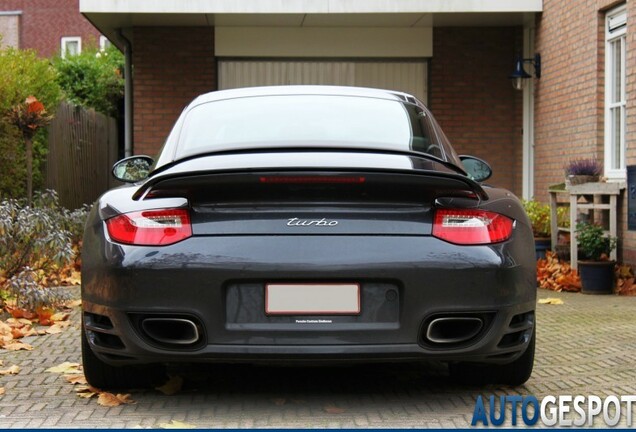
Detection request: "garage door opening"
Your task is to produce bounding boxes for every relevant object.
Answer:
[219,60,428,104]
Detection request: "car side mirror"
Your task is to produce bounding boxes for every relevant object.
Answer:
[459,155,492,182]
[112,155,154,183]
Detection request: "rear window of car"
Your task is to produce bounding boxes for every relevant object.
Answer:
[175,95,447,160]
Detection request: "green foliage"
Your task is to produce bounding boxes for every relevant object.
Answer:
[0,122,49,199]
[0,47,62,114]
[576,222,617,261]
[0,190,89,310]
[522,199,569,238]
[0,47,62,199]
[53,45,124,117]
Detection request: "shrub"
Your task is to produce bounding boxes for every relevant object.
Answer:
[0,47,62,113]
[53,45,124,117]
[0,197,73,281]
[522,199,569,238]
[0,47,62,199]
[0,190,89,310]
[7,268,71,311]
[33,189,91,245]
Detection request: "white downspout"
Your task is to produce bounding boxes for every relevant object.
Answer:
[119,30,133,157]
[522,26,536,200]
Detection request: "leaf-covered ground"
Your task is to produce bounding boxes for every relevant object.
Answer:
[537,251,636,295]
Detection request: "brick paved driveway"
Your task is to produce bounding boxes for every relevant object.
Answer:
[1,289,635,428]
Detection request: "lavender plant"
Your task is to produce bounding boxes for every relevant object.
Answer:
[564,158,602,176]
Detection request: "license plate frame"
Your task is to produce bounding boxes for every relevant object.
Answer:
[265,283,361,315]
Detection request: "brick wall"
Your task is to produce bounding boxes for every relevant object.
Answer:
[535,0,636,265]
[430,27,524,196]
[0,0,100,57]
[623,0,636,263]
[534,0,607,202]
[132,27,216,157]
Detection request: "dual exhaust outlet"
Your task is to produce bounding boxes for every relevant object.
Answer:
[139,315,484,347]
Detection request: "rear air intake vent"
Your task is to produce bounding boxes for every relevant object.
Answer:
[84,312,125,350]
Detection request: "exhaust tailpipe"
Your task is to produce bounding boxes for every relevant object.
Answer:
[426,317,483,344]
[141,318,200,345]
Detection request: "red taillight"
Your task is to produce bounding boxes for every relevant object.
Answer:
[106,209,192,246]
[433,209,513,245]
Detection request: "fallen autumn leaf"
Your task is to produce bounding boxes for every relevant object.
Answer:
[155,375,183,396]
[97,392,136,407]
[2,341,33,351]
[46,362,82,374]
[64,374,88,385]
[323,404,346,414]
[158,420,196,429]
[538,298,564,305]
[0,365,20,375]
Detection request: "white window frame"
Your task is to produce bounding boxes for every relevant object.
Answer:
[61,36,81,58]
[99,35,111,51]
[604,5,627,180]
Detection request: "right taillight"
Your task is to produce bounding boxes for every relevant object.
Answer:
[433,208,513,245]
[106,208,192,246]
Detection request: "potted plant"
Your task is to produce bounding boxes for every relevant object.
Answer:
[576,221,617,294]
[522,200,551,259]
[522,199,569,260]
[564,158,602,185]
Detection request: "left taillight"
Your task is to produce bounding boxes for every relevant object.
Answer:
[106,208,192,246]
[433,208,513,245]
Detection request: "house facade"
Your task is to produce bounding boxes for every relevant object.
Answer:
[0,0,102,57]
[79,0,636,264]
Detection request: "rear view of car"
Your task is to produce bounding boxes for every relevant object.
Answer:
[81,86,536,389]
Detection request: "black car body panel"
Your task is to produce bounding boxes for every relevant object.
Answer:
[82,86,536,383]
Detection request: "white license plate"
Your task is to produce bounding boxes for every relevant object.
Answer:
[265,283,360,315]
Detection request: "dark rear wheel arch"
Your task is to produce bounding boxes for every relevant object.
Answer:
[449,328,535,386]
[81,324,165,390]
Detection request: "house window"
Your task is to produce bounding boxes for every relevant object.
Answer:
[61,36,81,58]
[605,5,627,179]
[99,35,111,51]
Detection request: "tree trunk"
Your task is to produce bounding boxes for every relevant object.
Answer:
[25,136,32,205]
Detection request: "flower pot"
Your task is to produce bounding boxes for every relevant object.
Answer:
[578,260,615,294]
[534,237,551,260]
[567,174,600,185]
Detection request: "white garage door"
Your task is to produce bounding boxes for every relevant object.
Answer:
[218,60,428,104]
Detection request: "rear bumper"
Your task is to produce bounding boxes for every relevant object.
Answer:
[81,234,536,366]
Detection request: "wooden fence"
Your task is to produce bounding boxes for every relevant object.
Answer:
[46,102,119,209]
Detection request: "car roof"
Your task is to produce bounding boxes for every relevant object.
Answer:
[190,85,421,105]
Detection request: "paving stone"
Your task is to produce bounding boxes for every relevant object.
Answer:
[0,289,635,427]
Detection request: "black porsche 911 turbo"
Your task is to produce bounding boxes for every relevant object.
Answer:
[81,85,536,389]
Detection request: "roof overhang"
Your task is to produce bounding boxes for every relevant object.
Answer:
[80,0,542,50]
